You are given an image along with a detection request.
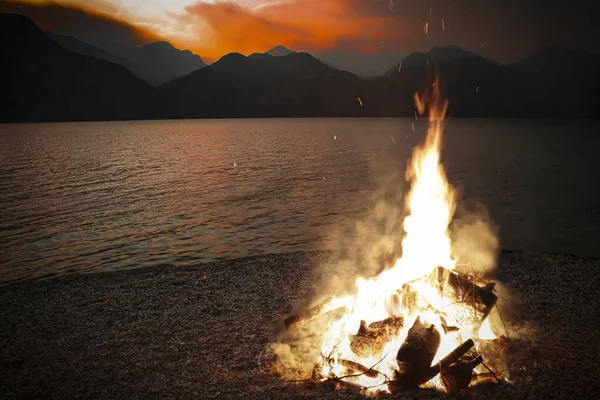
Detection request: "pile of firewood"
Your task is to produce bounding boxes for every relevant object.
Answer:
[282,267,502,394]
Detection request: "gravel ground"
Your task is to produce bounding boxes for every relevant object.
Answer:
[1,250,599,399]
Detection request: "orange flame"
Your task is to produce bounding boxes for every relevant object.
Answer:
[314,77,495,393]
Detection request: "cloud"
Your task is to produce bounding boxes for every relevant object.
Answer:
[0,0,160,47]
[171,0,402,61]
[2,0,597,63]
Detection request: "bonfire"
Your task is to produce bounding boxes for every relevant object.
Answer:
[275,80,507,395]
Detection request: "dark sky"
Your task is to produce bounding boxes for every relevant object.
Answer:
[1,0,598,62]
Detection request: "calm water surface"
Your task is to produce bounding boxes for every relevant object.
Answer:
[0,118,598,283]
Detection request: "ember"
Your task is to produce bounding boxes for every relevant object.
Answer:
[276,78,507,395]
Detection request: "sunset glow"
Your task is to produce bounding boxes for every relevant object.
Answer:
[1,0,597,62]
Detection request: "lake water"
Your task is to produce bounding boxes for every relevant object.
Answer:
[0,118,598,284]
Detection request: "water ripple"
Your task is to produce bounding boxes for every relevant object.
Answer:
[1,118,599,284]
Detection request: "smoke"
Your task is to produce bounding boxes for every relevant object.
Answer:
[450,198,500,276]
[270,170,409,378]
[319,169,408,297]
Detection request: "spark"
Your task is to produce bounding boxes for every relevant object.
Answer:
[411,123,416,132]
[427,7,432,36]
[423,22,429,36]
[414,110,419,120]
[334,135,337,140]
[389,0,394,12]
[476,86,479,93]
[357,97,363,106]
[233,161,237,167]
[390,136,396,145]
[481,43,485,47]
[398,61,402,72]
[442,18,445,31]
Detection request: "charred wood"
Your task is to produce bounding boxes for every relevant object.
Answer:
[389,284,419,316]
[471,371,503,385]
[426,338,475,379]
[401,284,419,314]
[338,359,381,379]
[440,316,459,334]
[350,316,404,358]
[394,317,441,388]
[429,267,497,321]
[284,297,346,329]
[441,356,483,394]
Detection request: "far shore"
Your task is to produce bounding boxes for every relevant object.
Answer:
[2,116,600,125]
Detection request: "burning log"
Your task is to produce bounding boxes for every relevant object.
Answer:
[338,359,381,379]
[427,338,475,378]
[349,316,404,358]
[440,316,459,334]
[369,316,404,331]
[441,356,483,394]
[284,296,346,329]
[429,267,497,321]
[388,284,418,316]
[394,317,441,388]
[401,284,419,314]
[471,371,504,385]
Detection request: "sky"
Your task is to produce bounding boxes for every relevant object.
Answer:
[1,0,598,63]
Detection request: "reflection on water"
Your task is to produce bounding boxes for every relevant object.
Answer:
[0,118,598,283]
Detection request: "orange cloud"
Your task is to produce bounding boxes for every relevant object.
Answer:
[168,0,406,61]
[0,0,161,46]
[2,0,419,62]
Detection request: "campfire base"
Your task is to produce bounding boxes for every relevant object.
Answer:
[281,266,504,395]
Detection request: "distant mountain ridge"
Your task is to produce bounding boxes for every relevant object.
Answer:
[2,13,599,122]
[0,12,159,122]
[117,41,206,86]
[159,51,403,118]
[384,45,600,117]
[317,49,404,77]
[47,32,205,86]
[45,31,130,67]
[265,45,404,77]
[266,45,295,57]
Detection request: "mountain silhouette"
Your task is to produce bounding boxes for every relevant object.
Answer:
[46,31,205,86]
[514,46,600,116]
[265,46,404,78]
[45,31,132,69]
[266,45,295,57]
[160,52,403,117]
[385,45,600,117]
[124,41,206,86]
[318,49,404,77]
[0,12,159,122]
[2,15,598,121]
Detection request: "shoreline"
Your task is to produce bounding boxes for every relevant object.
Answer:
[2,247,599,288]
[1,250,599,398]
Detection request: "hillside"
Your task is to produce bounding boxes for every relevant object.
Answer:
[0,13,160,122]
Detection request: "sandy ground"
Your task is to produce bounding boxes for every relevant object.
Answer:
[1,250,599,399]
